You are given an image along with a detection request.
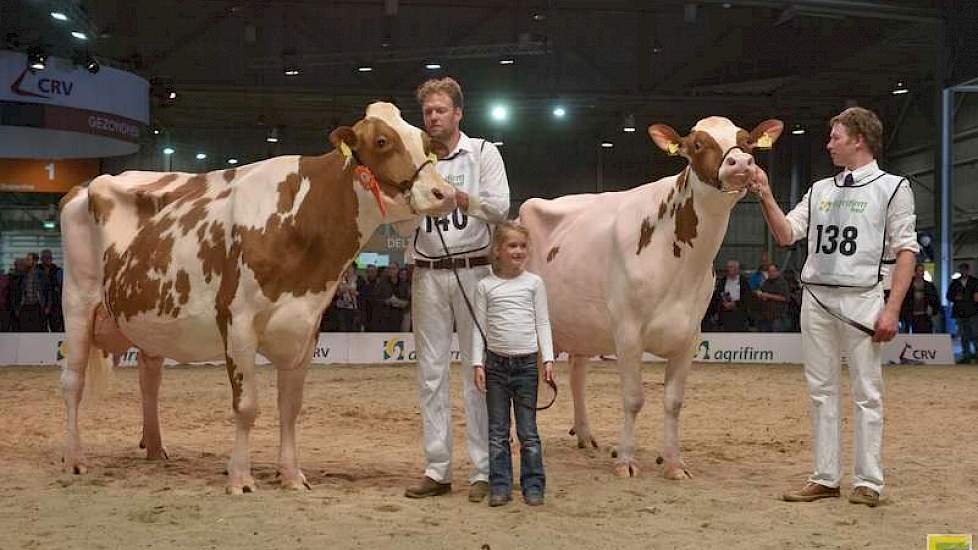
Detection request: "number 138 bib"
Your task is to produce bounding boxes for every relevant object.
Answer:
[800,172,904,288]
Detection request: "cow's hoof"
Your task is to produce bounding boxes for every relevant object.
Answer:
[662,463,692,480]
[281,471,312,491]
[613,461,640,478]
[62,455,87,475]
[145,447,169,461]
[227,476,257,495]
[570,427,599,449]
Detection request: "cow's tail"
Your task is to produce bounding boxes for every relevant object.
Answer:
[81,345,113,404]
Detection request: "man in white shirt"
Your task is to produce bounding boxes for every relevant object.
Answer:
[750,107,918,507]
[404,77,510,501]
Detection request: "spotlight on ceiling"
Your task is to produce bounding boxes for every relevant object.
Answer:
[284,66,300,76]
[425,63,442,70]
[791,125,806,135]
[552,106,566,118]
[492,141,504,147]
[71,31,88,41]
[622,113,636,133]
[357,65,373,72]
[27,47,47,71]
[499,59,515,65]
[266,127,281,143]
[163,147,175,155]
[227,158,239,165]
[601,141,614,148]
[84,54,99,74]
[891,81,909,95]
[195,153,207,160]
[490,105,508,122]
[50,12,68,21]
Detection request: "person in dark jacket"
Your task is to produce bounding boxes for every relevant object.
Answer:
[900,264,940,334]
[711,260,753,332]
[946,262,978,361]
[38,249,64,332]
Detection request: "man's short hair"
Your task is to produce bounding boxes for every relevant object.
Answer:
[830,107,883,158]
[416,77,464,110]
[959,262,970,270]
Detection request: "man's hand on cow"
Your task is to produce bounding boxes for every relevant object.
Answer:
[456,190,470,212]
[748,166,772,200]
[873,309,899,343]
[543,361,555,384]
[474,365,486,392]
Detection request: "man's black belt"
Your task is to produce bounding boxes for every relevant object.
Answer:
[414,256,491,270]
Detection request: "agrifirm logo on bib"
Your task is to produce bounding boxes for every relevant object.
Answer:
[817,198,868,214]
[927,534,972,550]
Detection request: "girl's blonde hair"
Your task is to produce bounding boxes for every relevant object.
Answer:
[490,221,531,272]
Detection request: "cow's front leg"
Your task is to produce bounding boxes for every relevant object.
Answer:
[568,354,599,449]
[613,338,645,478]
[276,363,311,491]
[661,353,693,480]
[137,352,168,460]
[225,344,259,495]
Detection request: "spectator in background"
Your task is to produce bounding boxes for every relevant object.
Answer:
[755,263,790,332]
[39,249,64,332]
[375,262,407,332]
[8,259,25,331]
[712,260,752,332]
[783,268,802,332]
[0,263,10,331]
[358,265,380,332]
[333,266,360,332]
[16,253,45,332]
[397,267,413,332]
[901,264,939,334]
[946,262,978,362]
[748,262,768,291]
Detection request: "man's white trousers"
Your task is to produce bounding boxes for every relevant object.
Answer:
[412,265,491,484]
[801,287,884,494]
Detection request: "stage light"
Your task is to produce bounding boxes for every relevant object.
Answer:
[50,12,68,21]
[227,158,239,165]
[552,106,566,118]
[791,125,806,135]
[195,153,207,160]
[892,81,909,95]
[492,141,504,146]
[425,63,441,70]
[623,114,636,133]
[357,66,373,72]
[499,59,515,65]
[163,147,175,155]
[490,105,508,121]
[601,141,614,148]
[71,31,88,41]
[27,48,46,71]
[43,220,57,230]
[284,67,300,76]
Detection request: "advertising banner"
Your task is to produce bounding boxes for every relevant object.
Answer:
[0,332,955,367]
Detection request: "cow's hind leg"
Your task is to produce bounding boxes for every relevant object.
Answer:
[613,335,645,478]
[568,354,599,449]
[661,353,693,480]
[137,352,168,460]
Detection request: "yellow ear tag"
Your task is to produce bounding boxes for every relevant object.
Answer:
[667,142,680,156]
[339,141,353,159]
[756,133,773,150]
[427,153,438,164]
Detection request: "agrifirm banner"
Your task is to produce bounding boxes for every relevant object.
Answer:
[0,332,955,367]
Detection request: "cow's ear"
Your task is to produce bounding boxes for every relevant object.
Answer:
[329,126,358,151]
[428,137,449,159]
[649,124,684,156]
[747,119,784,150]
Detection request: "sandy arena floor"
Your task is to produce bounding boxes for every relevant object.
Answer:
[1,361,976,550]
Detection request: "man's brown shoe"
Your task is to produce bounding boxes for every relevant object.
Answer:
[468,481,490,503]
[404,476,451,498]
[782,482,840,502]
[848,486,880,507]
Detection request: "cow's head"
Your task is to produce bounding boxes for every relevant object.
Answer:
[649,117,783,195]
[329,102,456,218]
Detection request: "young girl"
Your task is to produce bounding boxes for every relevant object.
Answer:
[472,221,555,507]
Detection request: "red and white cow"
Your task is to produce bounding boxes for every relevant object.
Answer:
[520,116,783,478]
[59,102,456,493]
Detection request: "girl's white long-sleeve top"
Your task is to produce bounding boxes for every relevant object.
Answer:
[471,270,555,367]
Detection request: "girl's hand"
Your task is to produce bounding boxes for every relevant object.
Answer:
[543,361,555,383]
[474,366,486,392]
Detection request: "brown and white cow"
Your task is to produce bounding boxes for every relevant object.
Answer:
[519,116,783,479]
[59,102,456,493]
